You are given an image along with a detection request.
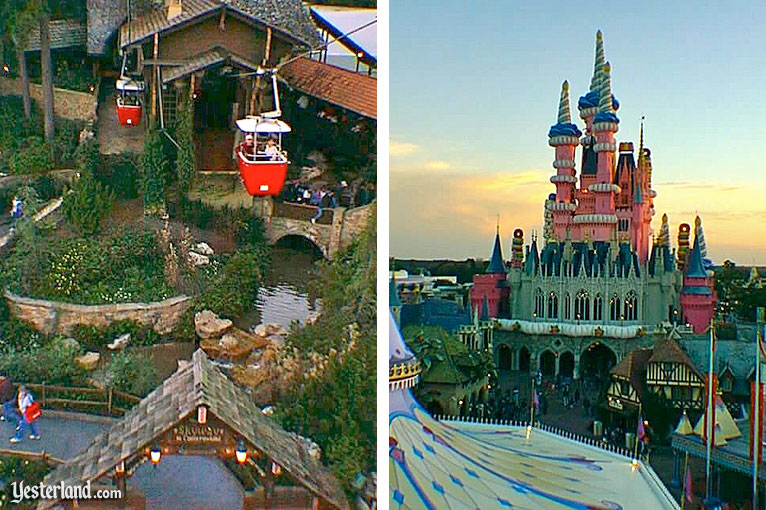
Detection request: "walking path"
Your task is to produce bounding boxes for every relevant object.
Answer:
[0,415,244,509]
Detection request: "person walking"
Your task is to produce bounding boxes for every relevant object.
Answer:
[0,372,16,425]
[10,386,40,443]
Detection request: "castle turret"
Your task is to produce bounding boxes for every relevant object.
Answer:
[470,227,510,318]
[680,220,716,333]
[549,81,582,241]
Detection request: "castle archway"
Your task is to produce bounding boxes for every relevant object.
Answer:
[540,350,556,378]
[498,344,513,370]
[274,234,325,259]
[518,346,531,373]
[580,342,617,380]
[559,351,575,379]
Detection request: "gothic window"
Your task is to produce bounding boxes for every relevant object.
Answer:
[594,293,603,321]
[564,293,571,320]
[547,292,558,319]
[618,219,629,232]
[534,288,544,319]
[575,289,590,321]
[625,290,638,321]
[610,293,622,321]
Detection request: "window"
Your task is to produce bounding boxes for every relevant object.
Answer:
[610,293,622,321]
[671,386,692,401]
[547,292,558,319]
[564,293,571,320]
[534,288,544,319]
[625,290,638,321]
[618,219,629,232]
[620,381,630,395]
[575,289,590,321]
[594,293,603,321]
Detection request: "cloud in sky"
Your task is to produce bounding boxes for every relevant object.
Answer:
[424,160,451,171]
[389,140,419,156]
[391,169,766,264]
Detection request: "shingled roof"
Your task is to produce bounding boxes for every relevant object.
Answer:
[118,0,322,50]
[279,57,376,120]
[41,349,349,510]
[648,338,704,380]
[161,46,258,83]
[24,19,87,51]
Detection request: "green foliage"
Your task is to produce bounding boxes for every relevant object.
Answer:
[195,250,264,320]
[715,261,766,321]
[71,320,166,350]
[175,97,196,192]
[0,456,52,509]
[5,227,174,304]
[52,117,86,166]
[98,154,140,199]
[0,340,86,386]
[642,390,680,442]
[74,137,100,175]
[140,123,168,215]
[276,214,376,488]
[9,137,52,174]
[62,172,114,235]
[171,197,268,249]
[106,350,159,397]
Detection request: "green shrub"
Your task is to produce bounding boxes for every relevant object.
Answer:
[71,320,167,349]
[175,97,196,192]
[107,350,158,397]
[0,456,52,509]
[9,138,52,174]
[74,137,100,176]
[62,172,114,235]
[0,341,86,386]
[52,117,86,166]
[197,251,262,320]
[140,123,168,215]
[98,154,139,199]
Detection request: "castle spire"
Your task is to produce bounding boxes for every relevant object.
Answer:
[557,80,571,124]
[657,213,670,246]
[599,62,614,114]
[694,216,708,260]
[685,226,707,278]
[638,116,646,165]
[487,229,505,274]
[589,30,605,92]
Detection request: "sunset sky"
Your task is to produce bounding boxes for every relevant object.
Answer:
[389,1,766,265]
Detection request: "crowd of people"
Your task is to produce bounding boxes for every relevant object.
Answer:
[278,179,376,220]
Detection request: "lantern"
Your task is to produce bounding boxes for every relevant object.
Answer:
[271,462,282,476]
[197,405,208,424]
[115,461,125,475]
[235,441,247,464]
[150,445,161,465]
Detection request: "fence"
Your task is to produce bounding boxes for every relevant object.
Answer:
[0,448,64,467]
[13,382,140,417]
[434,414,639,459]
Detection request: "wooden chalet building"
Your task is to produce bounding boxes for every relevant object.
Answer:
[607,337,706,423]
[114,0,322,169]
[645,338,705,411]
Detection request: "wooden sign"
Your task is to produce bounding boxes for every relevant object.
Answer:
[170,423,226,445]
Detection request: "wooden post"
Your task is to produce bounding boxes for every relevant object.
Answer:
[190,73,195,100]
[251,27,273,115]
[151,33,159,117]
[108,388,113,415]
[41,382,46,407]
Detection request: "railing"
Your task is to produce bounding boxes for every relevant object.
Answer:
[12,382,140,417]
[434,414,639,459]
[273,200,333,225]
[0,448,64,467]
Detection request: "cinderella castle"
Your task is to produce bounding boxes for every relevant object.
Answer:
[469,31,717,380]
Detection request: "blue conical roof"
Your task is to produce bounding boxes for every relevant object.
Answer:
[684,231,707,279]
[481,295,490,321]
[487,231,505,274]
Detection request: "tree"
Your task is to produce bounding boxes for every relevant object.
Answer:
[140,122,168,215]
[1,0,32,118]
[62,173,114,236]
[38,8,54,142]
[175,97,196,193]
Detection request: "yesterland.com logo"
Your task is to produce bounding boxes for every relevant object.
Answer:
[10,480,122,504]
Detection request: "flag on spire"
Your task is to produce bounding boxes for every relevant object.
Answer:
[557,80,571,124]
[684,464,693,503]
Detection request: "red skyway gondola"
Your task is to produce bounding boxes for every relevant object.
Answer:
[235,116,291,197]
[116,77,145,126]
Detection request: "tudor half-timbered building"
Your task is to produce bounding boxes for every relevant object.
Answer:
[607,348,652,413]
[645,338,705,410]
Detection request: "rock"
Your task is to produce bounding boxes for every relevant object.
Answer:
[266,335,285,347]
[194,242,214,255]
[264,323,288,337]
[86,377,106,390]
[253,324,268,337]
[195,310,233,339]
[200,327,269,361]
[107,333,130,351]
[261,405,275,416]
[188,251,210,266]
[219,333,240,351]
[299,166,323,182]
[77,352,100,371]
[59,337,81,351]
[306,311,320,326]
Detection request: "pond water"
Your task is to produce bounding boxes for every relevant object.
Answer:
[237,246,322,332]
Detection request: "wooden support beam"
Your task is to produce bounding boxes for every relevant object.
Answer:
[253,27,273,115]
[151,33,159,118]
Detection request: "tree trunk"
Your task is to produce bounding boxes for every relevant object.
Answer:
[16,48,31,118]
[39,12,55,142]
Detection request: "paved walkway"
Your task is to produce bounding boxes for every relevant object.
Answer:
[1,416,246,509]
[97,79,145,155]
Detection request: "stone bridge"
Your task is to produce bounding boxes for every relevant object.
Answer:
[252,197,374,259]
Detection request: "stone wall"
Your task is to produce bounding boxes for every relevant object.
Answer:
[5,291,192,336]
[0,76,98,122]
